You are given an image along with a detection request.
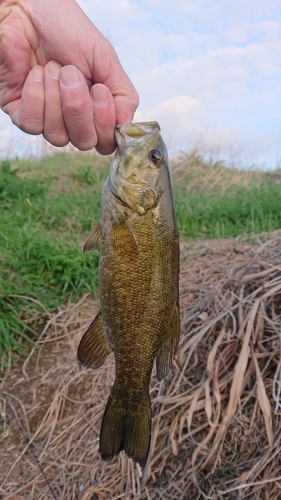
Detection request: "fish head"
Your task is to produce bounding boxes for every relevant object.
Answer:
[109,122,169,215]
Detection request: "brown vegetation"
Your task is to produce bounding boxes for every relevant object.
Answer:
[1,232,281,499]
[171,151,265,192]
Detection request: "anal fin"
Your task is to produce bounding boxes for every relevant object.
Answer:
[156,303,180,380]
[77,310,111,369]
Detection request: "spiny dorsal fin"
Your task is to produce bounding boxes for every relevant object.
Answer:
[77,310,111,369]
[82,224,102,253]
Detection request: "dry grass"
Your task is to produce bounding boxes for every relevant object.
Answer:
[1,233,281,499]
[171,152,266,193]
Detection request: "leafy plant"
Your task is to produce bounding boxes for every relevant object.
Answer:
[0,160,46,208]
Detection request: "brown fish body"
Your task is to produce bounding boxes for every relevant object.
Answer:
[78,122,179,466]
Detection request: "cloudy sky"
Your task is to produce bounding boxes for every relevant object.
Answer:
[1,0,281,168]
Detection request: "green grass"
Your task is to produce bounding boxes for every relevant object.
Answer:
[1,152,281,358]
[175,182,281,239]
[0,156,108,358]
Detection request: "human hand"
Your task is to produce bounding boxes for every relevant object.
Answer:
[0,0,139,154]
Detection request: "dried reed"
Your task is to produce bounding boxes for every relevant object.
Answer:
[1,233,281,499]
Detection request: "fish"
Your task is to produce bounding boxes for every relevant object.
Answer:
[77,121,180,467]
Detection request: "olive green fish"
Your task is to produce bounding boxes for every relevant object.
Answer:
[77,121,179,467]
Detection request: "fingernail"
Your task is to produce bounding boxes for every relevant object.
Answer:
[92,84,108,108]
[47,60,61,80]
[60,65,82,89]
[32,66,43,83]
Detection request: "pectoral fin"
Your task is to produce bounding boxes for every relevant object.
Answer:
[82,223,102,253]
[111,215,138,261]
[77,310,111,369]
[156,303,180,380]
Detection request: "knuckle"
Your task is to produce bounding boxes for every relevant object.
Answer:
[73,138,96,151]
[43,131,69,148]
[66,124,97,151]
[17,117,43,135]
[63,96,91,117]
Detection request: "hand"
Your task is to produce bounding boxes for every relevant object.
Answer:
[0,0,139,154]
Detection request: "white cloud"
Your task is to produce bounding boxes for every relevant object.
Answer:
[0,0,280,167]
[134,95,206,149]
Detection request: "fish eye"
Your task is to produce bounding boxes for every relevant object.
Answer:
[149,149,162,164]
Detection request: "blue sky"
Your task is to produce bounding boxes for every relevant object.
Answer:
[79,0,281,167]
[0,0,280,168]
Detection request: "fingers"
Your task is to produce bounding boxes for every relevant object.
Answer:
[0,1,139,154]
[11,65,44,135]
[43,61,69,147]
[112,84,139,126]
[91,84,116,155]
[5,61,119,153]
[59,65,98,151]
[4,59,137,154]
[59,68,117,154]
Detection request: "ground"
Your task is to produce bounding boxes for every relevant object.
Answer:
[1,235,281,500]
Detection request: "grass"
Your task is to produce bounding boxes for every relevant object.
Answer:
[0,155,108,358]
[175,182,281,239]
[1,150,281,358]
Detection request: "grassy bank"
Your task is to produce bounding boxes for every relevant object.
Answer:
[173,152,281,238]
[1,151,281,356]
[0,155,107,356]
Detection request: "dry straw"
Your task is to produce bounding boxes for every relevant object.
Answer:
[1,232,281,499]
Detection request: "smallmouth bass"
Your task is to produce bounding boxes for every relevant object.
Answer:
[78,121,179,467]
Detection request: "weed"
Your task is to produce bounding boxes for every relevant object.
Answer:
[0,156,102,359]
[175,181,281,239]
[219,448,244,478]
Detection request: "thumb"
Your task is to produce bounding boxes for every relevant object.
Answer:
[113,83,139,124]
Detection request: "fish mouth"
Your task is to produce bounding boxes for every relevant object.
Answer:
[116,122,160,136]
[115,122,160,146]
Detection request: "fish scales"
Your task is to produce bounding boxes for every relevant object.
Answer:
[78,121,179,467]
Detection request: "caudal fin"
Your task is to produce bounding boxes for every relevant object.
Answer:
[100,385,151,467]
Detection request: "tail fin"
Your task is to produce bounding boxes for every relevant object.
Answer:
[100,384,151,467]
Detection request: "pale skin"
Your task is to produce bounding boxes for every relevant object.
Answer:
[0,0,139,154]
